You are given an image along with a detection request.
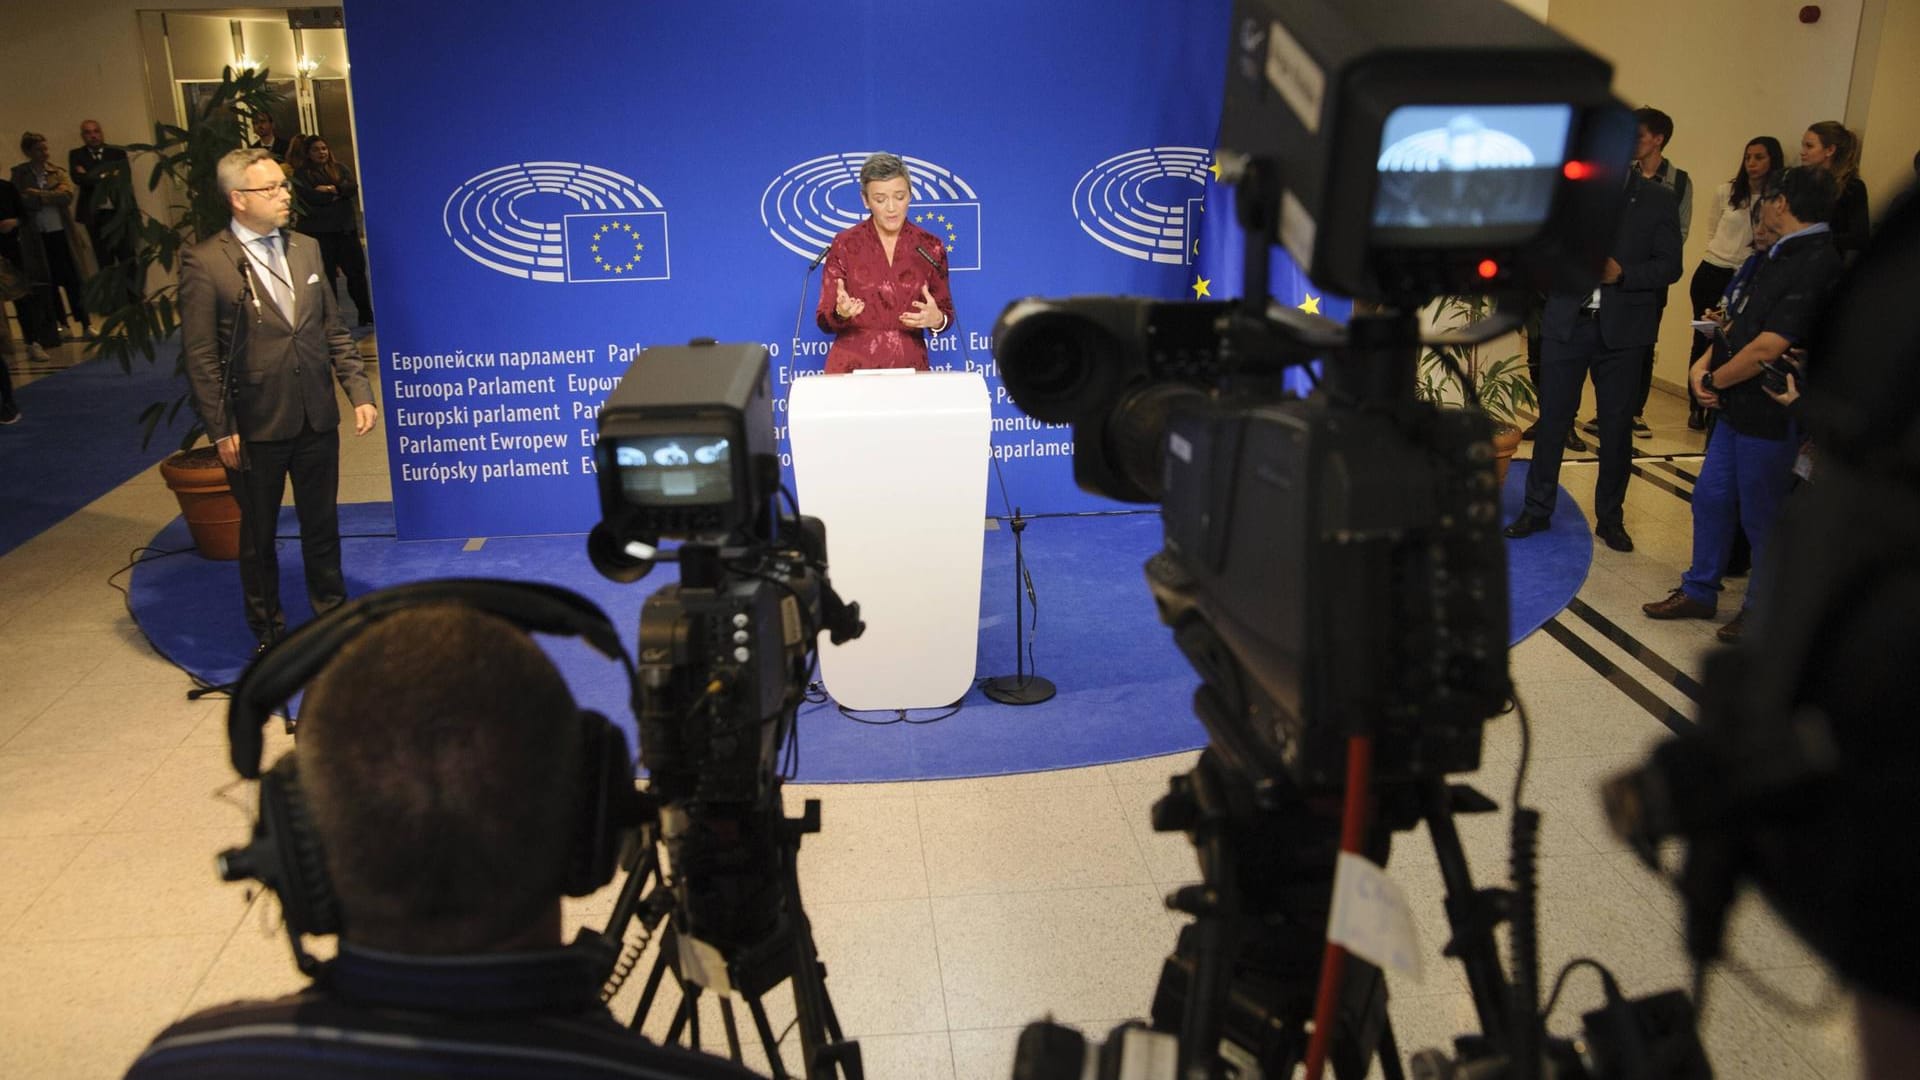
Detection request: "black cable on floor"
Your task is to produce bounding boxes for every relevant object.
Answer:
[106,543,230,698]
[835,701,964,726]
[987,508,1158,522]
[107,530,397,700]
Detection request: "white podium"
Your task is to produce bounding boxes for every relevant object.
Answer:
[789,370,991,710]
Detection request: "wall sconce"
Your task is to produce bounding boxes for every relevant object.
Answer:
[236,53,261,71]
[297,54,323,76]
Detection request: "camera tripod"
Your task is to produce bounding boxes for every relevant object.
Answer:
[587,789,864,1079]
[1143,749,1524,1080]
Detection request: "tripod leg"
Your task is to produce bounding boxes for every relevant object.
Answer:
[720,998,745,1064]
[665,999,688,1042]
[777,806,863,1079]
[745,993,792,1080]
[1377,1018,1406,1080]
[631,944,674,1033]
[1423,781,1513,1048]
[813,958,850,1043]
[664,970,705,1052]
[785,920,863,1078]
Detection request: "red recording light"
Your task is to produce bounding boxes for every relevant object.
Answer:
[1563,160,1595,181]
[1477,259,1499,280]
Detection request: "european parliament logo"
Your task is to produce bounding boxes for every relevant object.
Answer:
[1070,146,1211,265]
[443,162,671,283]
[760,153,982,270]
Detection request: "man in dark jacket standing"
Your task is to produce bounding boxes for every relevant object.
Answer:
[68,120,134,278]
[1505,171,1683,552]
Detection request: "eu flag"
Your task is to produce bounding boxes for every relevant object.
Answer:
[910,202,981,271]
[563,211,671,282]
[1190,164,1349,392]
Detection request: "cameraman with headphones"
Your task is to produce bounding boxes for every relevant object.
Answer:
[126,595,756,1079]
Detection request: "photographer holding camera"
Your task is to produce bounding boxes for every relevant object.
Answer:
[125,600,756,1079]
[1641,166,1845,642]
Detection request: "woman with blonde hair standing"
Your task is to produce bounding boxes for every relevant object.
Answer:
[1802,120,1870,262]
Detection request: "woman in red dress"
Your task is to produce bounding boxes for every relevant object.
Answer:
[815,153,955,374]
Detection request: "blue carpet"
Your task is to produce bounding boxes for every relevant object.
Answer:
[128,467,1588,782]
[1504,459,1593,639]
[0,345,193,557]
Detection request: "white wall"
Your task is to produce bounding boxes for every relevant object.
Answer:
[1851,0,1920,208]
[5,5,189,309]
[0,1,224,224]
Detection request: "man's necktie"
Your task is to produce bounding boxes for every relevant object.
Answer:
[254,234,292,320]
[92,150,114,210]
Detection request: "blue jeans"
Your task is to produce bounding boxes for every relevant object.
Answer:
[1681,422,1797,611]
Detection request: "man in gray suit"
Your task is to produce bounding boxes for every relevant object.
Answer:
[181,148,378,655]
[1503,171,1681,552]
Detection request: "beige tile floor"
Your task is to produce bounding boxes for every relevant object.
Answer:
[0,337,1860,1078]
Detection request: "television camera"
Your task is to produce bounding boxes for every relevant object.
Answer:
[582,340,869,1079]
[999,1,1708,1076]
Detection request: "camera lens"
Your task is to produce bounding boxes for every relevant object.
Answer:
[1106,381,1206,502]
[997,303,1118,424]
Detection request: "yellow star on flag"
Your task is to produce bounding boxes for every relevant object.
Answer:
[1207,160,1222,182]
[1192,276,1212,299]
[1298,294,1322,315]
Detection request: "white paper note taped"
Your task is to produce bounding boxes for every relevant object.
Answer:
[1327,851,1424,982]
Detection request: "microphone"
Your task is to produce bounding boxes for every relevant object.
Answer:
[915,246,953,337]
[792,245,831,371]
[234,255,260,312]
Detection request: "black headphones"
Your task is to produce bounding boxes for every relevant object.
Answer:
[221,579,648,969]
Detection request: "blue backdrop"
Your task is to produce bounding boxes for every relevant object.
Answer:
[344,0,1347,539]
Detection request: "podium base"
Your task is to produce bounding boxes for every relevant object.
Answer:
[982,674,1057,706]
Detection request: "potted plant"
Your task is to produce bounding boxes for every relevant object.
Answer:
[1415,294,1537,487]
[83,67,285,559]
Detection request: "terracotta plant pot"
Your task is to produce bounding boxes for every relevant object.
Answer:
[1491,425,1525,489]
[159,446,241,560]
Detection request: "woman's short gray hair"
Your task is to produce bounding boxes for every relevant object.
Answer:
[216,147,279,196]
[859,152,910,189]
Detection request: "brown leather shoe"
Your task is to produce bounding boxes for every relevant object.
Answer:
[1643,589,1715,620]
[1716,610,1747,643]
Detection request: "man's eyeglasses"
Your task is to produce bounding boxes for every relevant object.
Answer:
[237,182,292,197]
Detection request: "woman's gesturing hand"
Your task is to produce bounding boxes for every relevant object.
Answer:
[900,285,944,330]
